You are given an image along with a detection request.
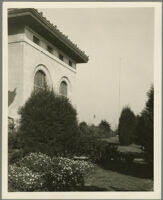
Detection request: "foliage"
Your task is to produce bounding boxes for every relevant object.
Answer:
[98,120,112,137]
[79,121,88,131]
[16,152,53,172]
[18,89,79,157]
[118,106,136,145]
[8,125,24,164]
[76,122,115,162]
[76,122,101,161]
[8,164,44,191]
[134,115,145,145]
[48,157,94,191]
[135,86,154,162]
[8,131,21,150]
[8,152,94,191]
[99,120,111,132]
[79,120,112,139]
[8,117,16,134]
[145,86,154,116]
[8,149,24,164]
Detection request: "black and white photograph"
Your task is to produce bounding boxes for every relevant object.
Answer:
[1,2,162,199]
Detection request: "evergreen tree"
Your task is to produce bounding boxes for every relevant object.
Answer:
[118,106,136,145]
[18,89,79,157]
[141,86,154,162]
[134,115,146,145]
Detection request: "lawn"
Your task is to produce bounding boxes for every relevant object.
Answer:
[77,161,153,191]
[85,166,153,191]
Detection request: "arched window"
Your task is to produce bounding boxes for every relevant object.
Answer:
[59,81,67,97]
[34,70,46,90]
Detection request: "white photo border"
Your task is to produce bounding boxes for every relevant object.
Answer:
[2,2,162,199]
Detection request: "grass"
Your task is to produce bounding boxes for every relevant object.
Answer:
[8,148,153,192]
[80,161,153,191]
[8,160,153,192]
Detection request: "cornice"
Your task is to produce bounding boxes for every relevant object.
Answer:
[8,8,89,63]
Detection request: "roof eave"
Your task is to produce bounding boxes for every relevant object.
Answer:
[8,8,89,63]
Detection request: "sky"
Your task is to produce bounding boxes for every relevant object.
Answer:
[39,8,154,129]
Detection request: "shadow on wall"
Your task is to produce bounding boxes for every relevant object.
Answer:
[8,88,17,107]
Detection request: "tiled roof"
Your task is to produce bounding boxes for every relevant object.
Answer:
[8,8,89,63]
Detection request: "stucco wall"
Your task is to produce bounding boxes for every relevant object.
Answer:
[25,26,77,69]
[8,39,24,119]
[23,37,77,105]
[8,32,77,120]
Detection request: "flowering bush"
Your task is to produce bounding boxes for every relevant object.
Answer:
[48,157,94,190]
[8,152,94,191]
[8,164,45,191]
[17,152,53,173]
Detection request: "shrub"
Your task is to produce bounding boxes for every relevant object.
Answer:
[18,89,79,157]
[16,152,53,173]
[76,122,117,162]
[48,157,94,191]
[8,131,22,150]
[76,124,102,161]
[8,152,94,191]
[8,149,24,164]
[98,120,112,137]
[8,164,45,191]
[8,131,24,164]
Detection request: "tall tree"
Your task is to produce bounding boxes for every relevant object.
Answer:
[134,115,146,145]
[141,86,154,162]
[118,106,136,145]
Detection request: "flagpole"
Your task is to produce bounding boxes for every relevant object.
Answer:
[118,57,121,121]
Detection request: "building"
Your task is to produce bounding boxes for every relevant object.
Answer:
[8,8,89,121]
